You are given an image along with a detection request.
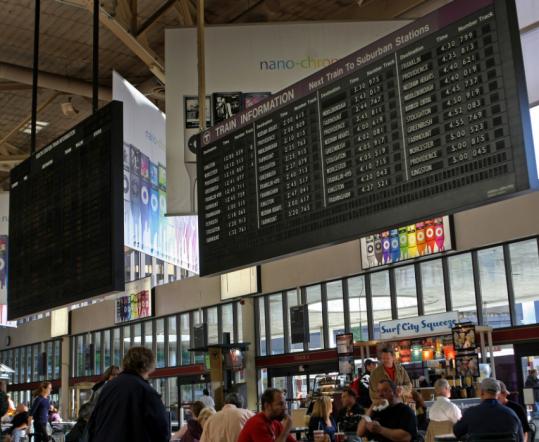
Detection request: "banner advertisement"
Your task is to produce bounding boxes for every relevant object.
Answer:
[0,193,15,327]
[360,216,453,269]
[115,277,152,323]
[379,311,459,340]
[113,72,199,274]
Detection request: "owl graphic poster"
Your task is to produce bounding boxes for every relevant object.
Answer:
[360,216,453,269]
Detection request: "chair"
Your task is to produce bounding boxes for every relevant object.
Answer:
[425,420,454,442]
[467,433,516,442]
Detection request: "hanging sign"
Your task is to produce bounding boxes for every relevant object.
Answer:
[379,311,458,339]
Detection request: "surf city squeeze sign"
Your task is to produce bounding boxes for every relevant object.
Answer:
[379,312,459,339]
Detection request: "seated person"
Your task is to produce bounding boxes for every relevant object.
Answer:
[66,402,93,442]
[498,381,531,442]
[425,379,462,442]
[308,396,337,442]
[9,404,31,442]
[453,378,523,442]
[410,390,428,432]
[335,387,363,441]
[171,401,206,441]
[357,379,417,442]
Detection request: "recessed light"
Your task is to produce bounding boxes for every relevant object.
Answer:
[20,121,49,134]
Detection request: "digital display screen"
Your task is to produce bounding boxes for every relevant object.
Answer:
[197,0,535,276]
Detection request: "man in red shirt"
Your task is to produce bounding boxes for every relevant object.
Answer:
[238,388,296,442]
[369,348,412,401]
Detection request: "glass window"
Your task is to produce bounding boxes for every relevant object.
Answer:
[83,336,91,377]
[33,344,39,381]
[145,254,153,277]
[421,259,446,315]
[103,330,111,369]
[326,281,345,348]
[168,316,177,367]
[510,239,539,325]
[287,289,304,352]
[448,253,478,323]
[478,246,510,328]
[144,321,154,351]
[54,341,61,379]
[306,285,324,350]
[123,325,132,355]
[236,302,244,343]
[76,335,84,377]
[258,297,267,356]
[348,275,369,341]
[156,319,165,368]
[133,323,143,348]
[222,304,234,343]
[206,307,219,345]
[167,263,176,283]
[45,342,52,379]
[112,328,121,366]
[125,250,133,283]
[156,259,165,285]
[19,347,26,384]
[371,271,392,339]
[167,377,179,421]
[395,265,418,319]
[269,293,284,355]
[180,313,191,365]
[94,332,102,375]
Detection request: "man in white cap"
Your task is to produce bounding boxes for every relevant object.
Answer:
[453,378,524,442]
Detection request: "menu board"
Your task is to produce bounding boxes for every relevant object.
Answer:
[8,102,124,319]
[197,0,536,276]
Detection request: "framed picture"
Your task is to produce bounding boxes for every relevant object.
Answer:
[339,355,355,375]
[336,333,353,355]
[184,96,212,129]
[452,323,476,352]
[213,92,242,123]
[455,353,479,377]
[243,92,271,109]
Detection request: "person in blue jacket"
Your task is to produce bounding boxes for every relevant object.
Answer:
[29,381,52,442]
[86,347,170,442]
[308,396,337,441]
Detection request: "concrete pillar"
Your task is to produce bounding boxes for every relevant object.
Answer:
[241,298,258,411]
[60,336,71,418]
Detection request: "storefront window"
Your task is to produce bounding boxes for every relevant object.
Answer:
[307,285,324,350]
[76,335,84,377]
[180,313,191,365]
[421,259,446,315]
[222,303,234,343]
[510,239,539,325]
[236,302,244,343]
[168,316,177,367]
[258,297,267,356]
[123,325,132,354]
[206,307,219,345]
[112,328,121,366]
[448,253,478,323]
[144,321,154,351]
[395,265,418,319]
[287,289,304,352]
[103,330,111,368]
[478,246,510,328]
[156,319,165,368]
[133,323,142,348]
[19,347,26,384]
[93,333,101,375]
[348,275,369,341]
[83,336,90,377]
[326,281,345,347]
[156,259,165,285]
[33,344,39,381]
[269,294,284,354]
[371,271,392,338]
[168,377,179,421]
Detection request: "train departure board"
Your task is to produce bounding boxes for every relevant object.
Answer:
[197,0,537,276]
[8,102,125,319]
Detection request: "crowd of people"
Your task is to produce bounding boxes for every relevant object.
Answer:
[0,345,536,442]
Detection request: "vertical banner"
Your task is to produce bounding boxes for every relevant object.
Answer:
[113,72,199,273]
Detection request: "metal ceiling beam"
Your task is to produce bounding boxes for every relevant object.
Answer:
[0,62,112,100]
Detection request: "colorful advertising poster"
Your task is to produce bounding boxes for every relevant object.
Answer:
[452,323,476,352]
[115,277,152,323]
[0,193,15,327]
[360,216,453,269]
[114,72,200,274]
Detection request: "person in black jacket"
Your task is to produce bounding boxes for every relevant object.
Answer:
[65,402,93,442]
[86,347,170,442]
[335,387,363,440]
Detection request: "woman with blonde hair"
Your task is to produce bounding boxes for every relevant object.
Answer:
[308,395,337,442]
[198,407,216,430]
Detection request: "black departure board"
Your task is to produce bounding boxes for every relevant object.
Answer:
[197,0,537,276]
[8,102,125,319]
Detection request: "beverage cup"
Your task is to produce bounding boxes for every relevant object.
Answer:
[335,432,346,442]
[313,430,325,442]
